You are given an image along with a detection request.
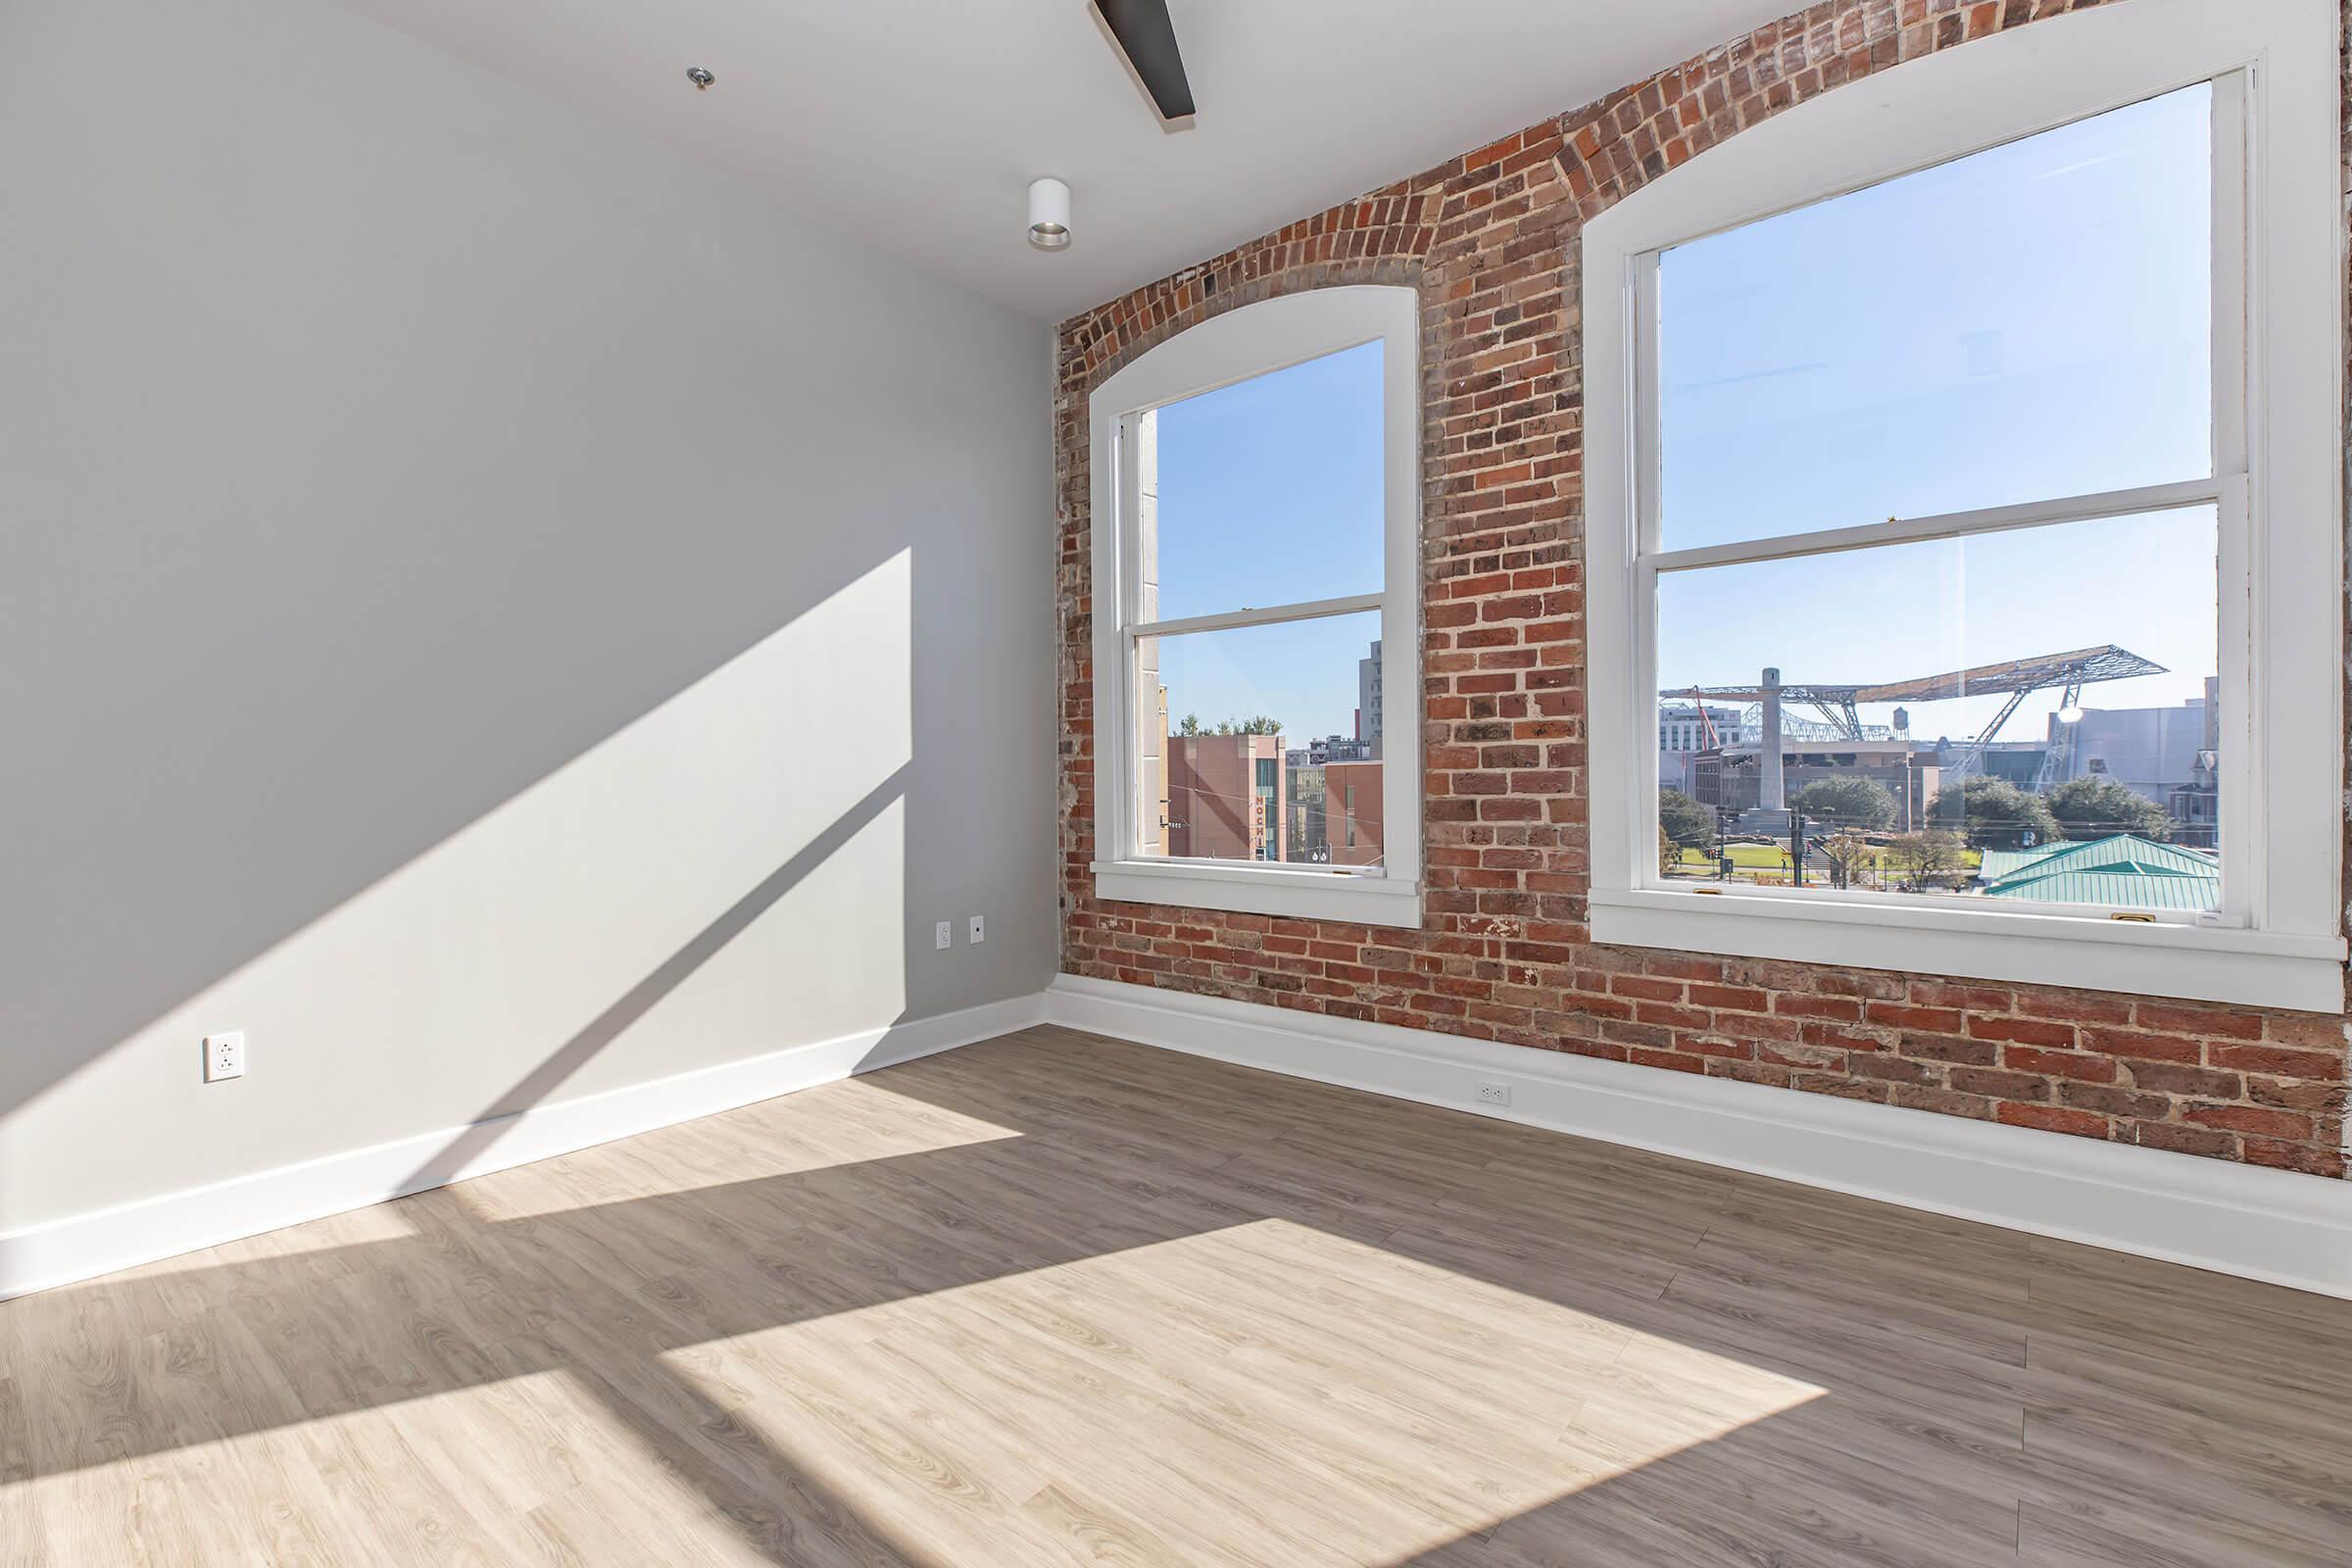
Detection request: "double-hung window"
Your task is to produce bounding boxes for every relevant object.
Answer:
[1088,286,1422,925]
[1583,0,2344,1009]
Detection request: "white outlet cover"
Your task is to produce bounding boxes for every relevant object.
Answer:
[203,1031,247,1083]
[934,920,953,951]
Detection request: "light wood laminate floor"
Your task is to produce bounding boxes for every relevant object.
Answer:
[5,1024,2349,1566]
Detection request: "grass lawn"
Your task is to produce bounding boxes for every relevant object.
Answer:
[1672,842,1983,885]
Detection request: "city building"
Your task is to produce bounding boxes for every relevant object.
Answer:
[1689,740,1942,827]
[2045,684,2216,808]
[1978,835,2221,911]
[1660,701,1750,796]
[1168,732,1286,861]
[1286,733,1376,767]
[1658,703,1747,754]
[1356,640,1383,755]
[1284,763,1329,862]
[1323,759,1384,866]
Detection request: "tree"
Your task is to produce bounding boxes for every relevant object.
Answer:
[1658,788,1714,849]
[1818,830,1877,890]
[1930,775,2060,850]
[1659,823,1680,877]
[1176,713,1203,737]
[1886,829,1965,891]
[1793,775,1898,833]
[1208,714,1282,736]
[2046,775,2171,841]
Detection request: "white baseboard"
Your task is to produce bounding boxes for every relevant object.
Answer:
[0,992,1044,1302]
[1046,974,2352,1299]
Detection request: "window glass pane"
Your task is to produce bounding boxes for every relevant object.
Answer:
[1657,84,2212,550]
[1134,611,1383,866]
[1144,341,1383,623]
[1654,509,2219,910]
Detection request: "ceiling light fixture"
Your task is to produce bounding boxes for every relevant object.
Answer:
[686,66,714,91]
[1028,178,1072,251]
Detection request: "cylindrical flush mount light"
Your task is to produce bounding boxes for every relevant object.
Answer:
[1028,177,1072,251]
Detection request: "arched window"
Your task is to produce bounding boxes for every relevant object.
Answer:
[1087,286,1422,925]
[1581,0,2342,1009]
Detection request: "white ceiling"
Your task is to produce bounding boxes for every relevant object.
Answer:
[341,1,1797,321]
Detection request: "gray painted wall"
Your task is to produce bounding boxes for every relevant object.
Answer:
[0,0,1054,1233]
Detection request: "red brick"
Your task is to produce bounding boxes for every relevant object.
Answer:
[2208,1043,2344,1082]
[1052,0,2345,1185]
[2080,1028,2201,1065]
[2183,1104,2317,1142]
[1967,1015,2077,1049]
[2001,1046,2116,1083]
[1996,1103,2111,1140]
[1863,1002,1963,1033]
[2136,1004,2261,1040]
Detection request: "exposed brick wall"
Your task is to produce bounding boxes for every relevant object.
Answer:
[1055,0,2352,1178]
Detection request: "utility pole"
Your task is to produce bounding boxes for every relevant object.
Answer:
[1789,805,1805,888]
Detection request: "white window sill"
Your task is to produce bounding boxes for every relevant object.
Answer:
[1592,886,2346,1013]
[1093,859,1422,928]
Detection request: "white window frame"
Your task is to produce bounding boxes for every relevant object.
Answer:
[1583,0,2345,1011]
[1088,285,1422,926]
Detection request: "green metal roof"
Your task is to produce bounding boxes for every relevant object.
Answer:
[1977,835,2219,912]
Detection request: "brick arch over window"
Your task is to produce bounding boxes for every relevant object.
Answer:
[1052,0,2352,1179]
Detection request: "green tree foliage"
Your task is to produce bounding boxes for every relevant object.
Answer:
[1206,714,1282,736]
[2046,774,2172,841]
[1660,823,1680,877]
[1176,713,1203,737]
[1886,829,1966,891]
[1658,788,1715,849]
[1792,775,1899,832]
[1818,830,1876,890]
[1930,775,2060,850]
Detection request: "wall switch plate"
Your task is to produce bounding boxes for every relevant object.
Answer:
[204,1031,247,1083]
[969,915,986,945]
[1477,1082,1510,1106]
[935,920,953,951]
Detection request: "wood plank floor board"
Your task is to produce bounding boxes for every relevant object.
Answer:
[6,1024,2348,1565]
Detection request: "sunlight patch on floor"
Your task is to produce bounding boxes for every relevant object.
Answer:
[651,1217,1826,1568]
[448,1075,1027,1224]
[5,1368,790,1567]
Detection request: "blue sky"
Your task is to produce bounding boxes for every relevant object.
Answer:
[1659,82,2215,741]
[1153,82,2216,750]
[1153,341,1383,741]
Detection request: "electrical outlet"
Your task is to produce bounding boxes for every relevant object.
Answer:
[934,921,953,952]
[1477,1082,1510,1107]
[968,914,986,945]
[204,1031,247,1083]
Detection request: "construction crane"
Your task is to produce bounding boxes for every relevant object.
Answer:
[1686,687,1721,750]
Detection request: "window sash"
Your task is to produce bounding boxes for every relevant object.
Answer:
[1088,285,1422,917]
[1627,70,2251,929]
[1121,603,1394,871]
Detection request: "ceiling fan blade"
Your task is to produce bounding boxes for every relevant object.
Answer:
[1093,0,1196,121]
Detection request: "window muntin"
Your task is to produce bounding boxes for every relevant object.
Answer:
[1658,85,2214,553]
[1639,83,2238,929]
